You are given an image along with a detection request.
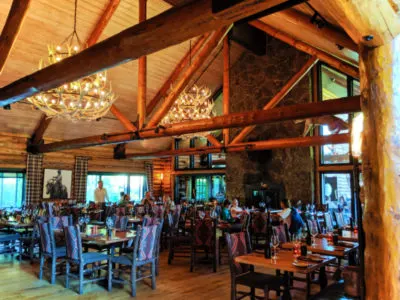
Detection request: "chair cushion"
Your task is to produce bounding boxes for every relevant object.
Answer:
[111,254,133,266]
[82,252,109,264]
[236,272,281,291]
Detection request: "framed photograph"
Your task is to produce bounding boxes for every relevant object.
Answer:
[43,169,72,199]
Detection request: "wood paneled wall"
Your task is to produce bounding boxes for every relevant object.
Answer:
[0,132,146,173]
[152,158,172,198]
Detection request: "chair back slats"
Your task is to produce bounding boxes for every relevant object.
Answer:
[137,225,158,261]
[225,232,250,276]
[63,225,82,261]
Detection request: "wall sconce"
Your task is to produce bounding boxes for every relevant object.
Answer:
[160,173,164,181]
[351,113,364,158]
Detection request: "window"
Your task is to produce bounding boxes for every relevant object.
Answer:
[211,175,226,201]
[195,176,209,201]
[86,173,146,203]
[175,174,225,203]
[0,172,25,208]
[321,172,352,223]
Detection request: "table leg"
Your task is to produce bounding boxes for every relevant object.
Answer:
[319,266,328,289]
[283,271,292,300]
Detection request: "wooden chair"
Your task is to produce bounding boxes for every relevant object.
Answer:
[251,212,267,249]
[108,225,159,297]
[38,222,66,284]
[115,207,126,216]
[114,215,129,230]
[225,232,281,300]
[190,218,217,272]
[334,212,345,228]
[63,225,110,294]
[272,224,290,243]
[324,212,334,232]
[50,215,72,230]
[19,222,40,263]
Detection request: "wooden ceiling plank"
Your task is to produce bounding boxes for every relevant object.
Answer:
[0,0,290,106]
[30,0,127,143]
[137,0,147,130]
[33,95,361,153]
[231,56,319,144]
[275,8,358,52]
[250,20,359,79]
[147,27,230,127]
[146,33,210,116]
[0,0,31,74]
[126,134,350,159]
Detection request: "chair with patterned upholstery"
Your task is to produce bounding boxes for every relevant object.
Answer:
[63,225,110,294]
[116,207,126,216]
[324,212,334,232]
[152,205,165,219]
[50,216,72,230]
[272,224,290,243]
[251,212,267,249]
[334,212,345,228]
[306,219,320,235]
[190,218,217,272]
[225,232,281,300]
[134,205,145,217]
[142,215,159,226]
[108,224,159,297]
[114,215,129,230]
[38,222,66,284]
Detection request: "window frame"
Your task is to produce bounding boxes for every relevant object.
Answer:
[0,170,26,208]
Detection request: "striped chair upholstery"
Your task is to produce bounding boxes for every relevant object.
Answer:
[38,222,52,254]
[272,224,289,243]
[116,207,126,216]
[194,218,214,247]
[307,219,319,234]
[227,232,250,275]
[252,212,267,234]
[64,226,80,261]
[138,225,158,261]
[335,212,345,228]
[324,212,334,232]
[50,216,71,230]
[142,216,160,227]
[115,216,129,230]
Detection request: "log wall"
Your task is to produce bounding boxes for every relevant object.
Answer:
[0,132,146,173]
[152,158,172,199]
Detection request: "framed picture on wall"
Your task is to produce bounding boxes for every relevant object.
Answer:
[43,169,72,199]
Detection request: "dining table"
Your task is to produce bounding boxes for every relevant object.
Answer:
[0,220,34,234]
[235,250,336,299]
[318,230,358,243]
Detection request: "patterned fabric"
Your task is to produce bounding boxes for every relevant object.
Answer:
[252,212,267,234]
[145,162,153,193]
[116,207,126,216]
[51,216,69,229]
[152,205,164,219]
[64,225,80,260]
[25,154,44,205]
[194,219,214,247]
[138,225,158,261]
[135,205,145,216]
[335,212,345,228]
[308,219,319,233]
[38,222,51,254]
[272,225,288,243]
[115,216,128,230]
[324,212,334,232]
[228,232,250,275]
[142,216,159,226]
[73,157,89,202]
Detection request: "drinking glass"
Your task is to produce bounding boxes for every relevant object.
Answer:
[311,226,318,247]
[271,235,280,259]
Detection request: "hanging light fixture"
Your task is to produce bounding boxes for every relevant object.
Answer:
[160,40,215,138]
[26,0,116,121]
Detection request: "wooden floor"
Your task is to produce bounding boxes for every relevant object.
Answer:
[0,252,336,299]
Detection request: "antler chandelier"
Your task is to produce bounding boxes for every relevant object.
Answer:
[26,0,116,121]
[161,85,214,138]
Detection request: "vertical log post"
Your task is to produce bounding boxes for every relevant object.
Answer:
[360,35,400,299]
[223,35,230,145]
[137,0,147,130]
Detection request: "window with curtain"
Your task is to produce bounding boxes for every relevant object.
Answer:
[86,173,146,203]
[0,172,25,208]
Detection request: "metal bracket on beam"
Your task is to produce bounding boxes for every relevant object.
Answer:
[114,143,126,159]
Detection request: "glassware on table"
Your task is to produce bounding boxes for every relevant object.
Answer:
[271,234,280,259]
[311,226,318,247]
[292,234,301,258]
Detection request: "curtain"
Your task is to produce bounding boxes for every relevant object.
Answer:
[145,162,154,194]
[73,156,90,202]
[25,154,44,205]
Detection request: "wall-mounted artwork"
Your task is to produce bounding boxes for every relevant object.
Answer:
[43,169,72,199]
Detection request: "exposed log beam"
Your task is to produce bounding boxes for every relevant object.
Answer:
[33,96,361,153]
[250,20,359,79]
[30,0,124,143]
[276,9,357,52]
[146,33,210,115]
[147,28,229,127]
[206,134,222,147]
[0,0,31,74]
[0,0,289,106]
[223,35,230,144]
[322,0,400,47]
[137,0,147,130]
[231,56,319,144]
[110,105,136,131]
[30,115,52,145]
[126,134,350,159]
